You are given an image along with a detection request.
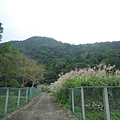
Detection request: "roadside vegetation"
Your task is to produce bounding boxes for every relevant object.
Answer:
[0,43,44,87]
[51,64,120,119]
[51,64,120,104]
[0,23,43,118]
[0,95,26,118]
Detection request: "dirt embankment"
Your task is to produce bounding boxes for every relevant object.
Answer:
[1,93,78,120]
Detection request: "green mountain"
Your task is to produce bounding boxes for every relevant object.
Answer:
[11,36,81,63]
[10,36,120,84]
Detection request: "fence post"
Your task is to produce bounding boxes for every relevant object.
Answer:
[26,87,29,103]
[30,87,33,100]
[103,87,110,120]
[71,88,75,112]
[17,88,21,108]
[40,88,42,94]
[81,87,85,120]
[4,88,9,114]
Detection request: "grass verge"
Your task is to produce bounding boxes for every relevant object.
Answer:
[0,95,26,118]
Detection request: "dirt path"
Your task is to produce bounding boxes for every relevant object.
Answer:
[2,93,78,120]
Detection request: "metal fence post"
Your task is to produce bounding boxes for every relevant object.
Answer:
[26,87,29,103]
[17,88,21,108]
[81,87,85,120]
[39,88,41,95]
[30,87,33,100]
[103,87,110,120]
[4,88,9,114]
[71,88,75,112]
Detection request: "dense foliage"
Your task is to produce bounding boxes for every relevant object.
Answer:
[51,65,120,120]
[0,43,44,87]
[51,65,120,105]
[10,36,120,84]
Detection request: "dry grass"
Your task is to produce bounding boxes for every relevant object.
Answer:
[50,64,120,91]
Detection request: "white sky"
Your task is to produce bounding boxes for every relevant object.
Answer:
[0,0,120,44]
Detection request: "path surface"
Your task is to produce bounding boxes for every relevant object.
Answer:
[2,93,78,120]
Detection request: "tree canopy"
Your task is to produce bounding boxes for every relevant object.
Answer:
[9,36,120,84]
[0,43,44,87]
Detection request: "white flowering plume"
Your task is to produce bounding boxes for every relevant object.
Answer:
[50,64,120,92]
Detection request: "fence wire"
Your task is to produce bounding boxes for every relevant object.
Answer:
[84,87,104,120]
[0,87,41,118]
[69,86,120,120]
[108,87,120,120]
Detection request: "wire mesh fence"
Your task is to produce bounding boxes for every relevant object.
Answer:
[69,86,120,120]
[0,87,41,118]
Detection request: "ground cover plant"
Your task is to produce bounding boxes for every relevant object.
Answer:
[0,95,26,118]
[50,64,120,119]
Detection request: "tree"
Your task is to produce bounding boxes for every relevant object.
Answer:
[0,43,45,87]
[16,54,44,87]
[0,43,20,87]
[0,22,4,41]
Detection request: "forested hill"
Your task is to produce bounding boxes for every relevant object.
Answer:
[11,36,79,63]
[10,36,120,84]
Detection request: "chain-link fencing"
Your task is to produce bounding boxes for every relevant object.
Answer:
[0,87,41,118]
[69,86,120,120]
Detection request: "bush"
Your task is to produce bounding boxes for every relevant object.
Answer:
[52,64,120,107]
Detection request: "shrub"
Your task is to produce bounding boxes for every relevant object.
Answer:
[52,64,120,106]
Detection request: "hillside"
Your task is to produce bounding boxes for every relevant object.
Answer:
[10,36,120,84]
[11,36,82,63]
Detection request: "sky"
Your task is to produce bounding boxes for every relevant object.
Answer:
[0,0,120,45]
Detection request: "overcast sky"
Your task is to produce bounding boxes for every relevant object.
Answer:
[0,0,120,44]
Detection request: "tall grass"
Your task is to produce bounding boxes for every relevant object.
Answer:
[51,64,120,106]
